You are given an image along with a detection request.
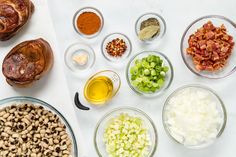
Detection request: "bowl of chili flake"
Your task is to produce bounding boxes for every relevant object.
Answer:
[181,15,236,79]
[101,33,132,63]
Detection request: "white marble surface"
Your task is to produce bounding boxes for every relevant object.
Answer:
[0,0,83,156]
[48,0,236,156]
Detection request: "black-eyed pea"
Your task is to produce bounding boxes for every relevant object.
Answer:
[49,145,54,151]
[60,145,67,150]
[0,111,6,117]
[53,139,59,144]
[1,132,9,137]
[22,118,30,126]
[0,117,6,123]
[61,134,67,140]
[31,153,37,157]
[48,138,53,145]
[52,152,58,156]
[63,150,70,154]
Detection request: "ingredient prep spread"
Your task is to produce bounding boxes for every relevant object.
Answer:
[103,113,151,157]
[163,86,225,147]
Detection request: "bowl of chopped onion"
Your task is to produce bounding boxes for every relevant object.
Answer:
[162,84,227,149]
[94,107,158,157]
[126,51,174,97]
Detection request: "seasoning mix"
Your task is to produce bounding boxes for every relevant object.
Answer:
[76,11,101,35]
[138,18,160,41]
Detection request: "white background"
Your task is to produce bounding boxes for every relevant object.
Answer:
[0,0,83,156]
[14,0,236,156]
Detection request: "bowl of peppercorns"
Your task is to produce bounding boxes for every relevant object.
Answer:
[101,33,132,62]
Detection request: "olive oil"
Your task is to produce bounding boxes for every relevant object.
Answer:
[84,76,113,105]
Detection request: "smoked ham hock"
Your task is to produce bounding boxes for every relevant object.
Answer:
[0,0,34,41]
[2,38,54,87]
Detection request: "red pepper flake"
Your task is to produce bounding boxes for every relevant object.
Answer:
[106,38,127,57]
[187,21,235,71]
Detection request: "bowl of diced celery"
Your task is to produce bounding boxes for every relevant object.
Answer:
[126,51,173,97]
[94,107,158,157]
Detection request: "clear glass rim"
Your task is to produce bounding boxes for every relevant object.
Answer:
[126,51,174,97]
[73,7,104,39]
[180,15,236,79]
[0,96,78,156]
[162,84,227,149]
[94,107,158,157]
[83,70,121,104]
[135,12,167,43]
[101,32,132,62]
[64,42,96,73]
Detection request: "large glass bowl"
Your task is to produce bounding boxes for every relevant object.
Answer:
[0,96,78,156]
[94,107,158,157]
[126,51,174,97]
[181,15,236,79]
[162,84,227,149]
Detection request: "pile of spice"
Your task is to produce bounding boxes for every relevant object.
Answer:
[76,11,101,35]
[106,38,127,57]
[164,86,224,146]
[187,21,235,71]
[138,18,160,41]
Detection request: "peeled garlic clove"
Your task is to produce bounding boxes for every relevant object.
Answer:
[138,25,160,41]
[72,53,88,66]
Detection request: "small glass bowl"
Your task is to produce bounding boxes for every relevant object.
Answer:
[126,51,174,97]
[73,7,104,38]
[162,84,227,149]
[101,33,132,62]
[64,43,95,74]
[94,107,158,157]
[135,13,166,44]
[181,15,236,79]
[0,96,78,156]
[83,70,121,106]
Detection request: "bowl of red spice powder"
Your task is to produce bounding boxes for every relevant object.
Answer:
[73,7,104,38]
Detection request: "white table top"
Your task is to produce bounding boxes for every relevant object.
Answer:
[0,0,83,156]
[52,0,235,156]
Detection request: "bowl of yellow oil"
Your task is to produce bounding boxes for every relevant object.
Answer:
[84,70,121,105]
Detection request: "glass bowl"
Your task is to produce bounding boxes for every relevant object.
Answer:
[83,70,121,106]
[73,7,104,38]
[135,13,166,44]
[101,33,132,62]
[181,15,236,79]
[64,43,95,74]
[126,51,174,97]
[0,96,78,156]
[94,107,158,157]
[162,84,227,149]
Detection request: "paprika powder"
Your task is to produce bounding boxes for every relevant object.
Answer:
[76,12,101,35]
